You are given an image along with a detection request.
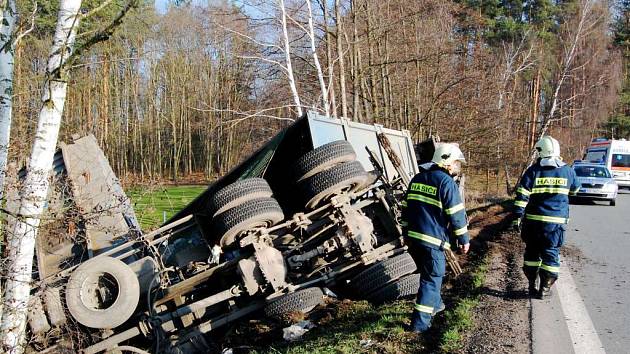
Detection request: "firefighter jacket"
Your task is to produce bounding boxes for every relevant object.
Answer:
[402,162,470,250]
[513,161,580,225]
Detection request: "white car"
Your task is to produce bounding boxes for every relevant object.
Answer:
[572,163,618,206]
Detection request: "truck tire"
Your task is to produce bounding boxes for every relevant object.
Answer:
[66,257,140,329]
[610,200,616,206]
[264,287,324,319]
[208,178,273,217]
[44,287,67,327]
[294,140,356,182]
[300,160,368,209]
[366,273,421,305]
[115,346,152,354]
[212,197,284,247]
[349,253,417,296]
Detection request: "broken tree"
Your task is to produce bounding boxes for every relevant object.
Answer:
[0,0,137,351]
[0,0,83,351]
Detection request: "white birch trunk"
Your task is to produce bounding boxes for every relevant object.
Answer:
[278,0,302,117]
[0,0,17,203]
[334,0,348,119]
[305,0,329,116]
[0,1,82,352]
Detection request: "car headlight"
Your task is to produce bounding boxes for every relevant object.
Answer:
[603,182,618,192]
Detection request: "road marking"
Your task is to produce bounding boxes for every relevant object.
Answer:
[556,263,606,354]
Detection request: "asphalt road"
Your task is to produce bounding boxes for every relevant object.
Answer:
[532,191,630,354]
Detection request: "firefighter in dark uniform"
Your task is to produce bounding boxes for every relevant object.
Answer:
[512,136,580,299]
[402,143,470,333]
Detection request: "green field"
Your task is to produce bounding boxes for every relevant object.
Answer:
[127,185,207,230]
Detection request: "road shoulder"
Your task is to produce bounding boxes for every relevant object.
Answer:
[459,230,530,353]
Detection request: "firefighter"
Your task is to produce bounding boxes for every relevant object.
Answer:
[402,143,470,333]
[512,136,580,299]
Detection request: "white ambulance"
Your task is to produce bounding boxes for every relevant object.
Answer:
[583,138,630,189]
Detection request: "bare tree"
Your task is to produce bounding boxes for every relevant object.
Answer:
[0,0,17,204]
[0,0,34,204]
[279,0,302,116]
[0,1,83,349]
[305,0,329,116]
[334,0,347,118]
[526,0,600,166]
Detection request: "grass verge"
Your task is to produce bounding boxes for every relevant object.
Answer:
[438,255,489,352]
[127,185,206,230]
[241,300,424,354]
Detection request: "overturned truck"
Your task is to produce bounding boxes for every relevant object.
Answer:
[27,112,423,353]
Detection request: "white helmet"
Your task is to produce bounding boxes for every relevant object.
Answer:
[432,143,466,167]
[535,136,560,158]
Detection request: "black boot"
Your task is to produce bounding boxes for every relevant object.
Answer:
[523,266,539,297]
[537,270,557,300]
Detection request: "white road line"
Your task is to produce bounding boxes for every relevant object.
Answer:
[556,263,606,354]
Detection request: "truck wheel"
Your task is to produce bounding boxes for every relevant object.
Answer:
[366,273,421,305]
[610,200,616,206]
[294,140,357,182]
[349,253,417,296]
[208,178,273,217]
[264,287,324,319]
[66,257,140,329]
[44,287,67,327]
[212,197,284,247]
[115,346,152,354]
[301,160,368,209]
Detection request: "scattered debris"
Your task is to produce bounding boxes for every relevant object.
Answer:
[322,287,338,298]
[360,339,374,348]
[282,320,316,342]
[210,244,223,265]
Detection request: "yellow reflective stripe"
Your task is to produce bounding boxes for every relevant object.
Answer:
[531,187,569,195]
[453,226,468,236]
[525,214,568,224]
[514,200,528,208]
[540,264,560,273]
[517,187,531,196]
[415,304,434,314]
[407,230,450,249]
[569,188,580,196]
[401,200,408,208]
[445,203,465,215]
[524,260,542,267]
[408,193,443,208]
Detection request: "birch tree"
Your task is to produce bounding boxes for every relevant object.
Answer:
[0,1,83,350]
[1,0,137,349]
[0,0,35,203]
[334,0,347,119]
[278,0,302,116]
[0,0,18,203]
[305,0,328,116]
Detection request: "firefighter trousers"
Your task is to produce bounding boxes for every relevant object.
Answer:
[408,242,446,332]
[521,221,564,282]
